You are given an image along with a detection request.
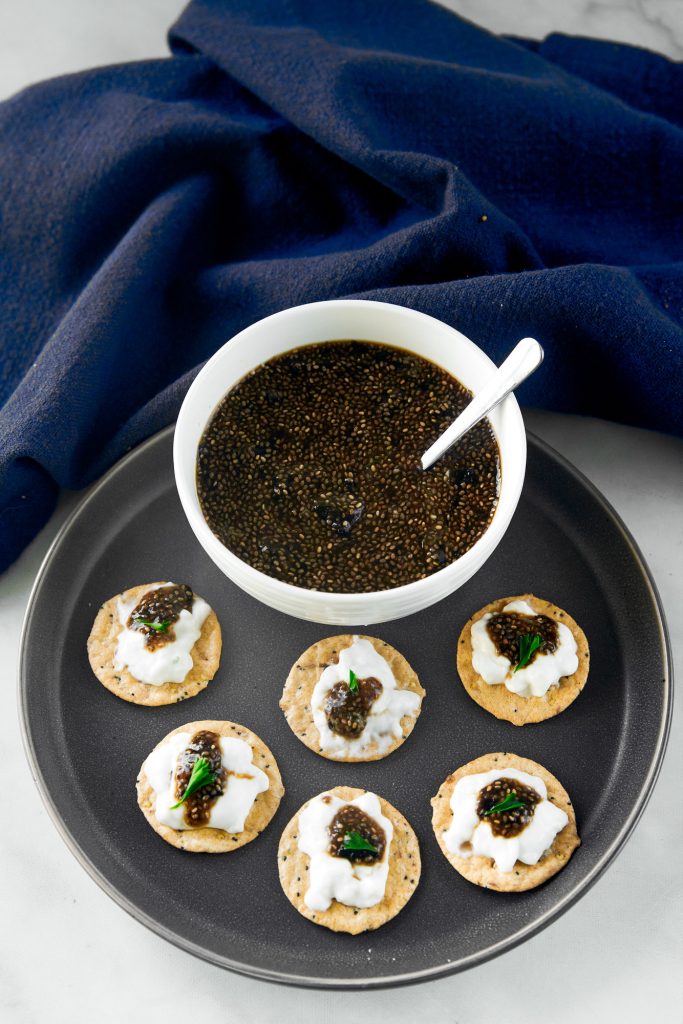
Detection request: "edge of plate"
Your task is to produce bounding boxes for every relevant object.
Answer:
[17,425,673,990]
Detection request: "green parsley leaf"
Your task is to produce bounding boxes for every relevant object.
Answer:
[170,756,217,809]
[483,791,526,816]
[134,617,171,634]
[343,830,377,853]
[348,669,359,692]
[514,633,543,673]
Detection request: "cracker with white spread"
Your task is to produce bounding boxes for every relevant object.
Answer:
[87,582,222,706]
[278,786,420,933]
[457,594,589,724]
[137,720,284,853]
[431,752,580,892]
[280,634,425,761]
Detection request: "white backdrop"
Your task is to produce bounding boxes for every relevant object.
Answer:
[1,3,681,1021]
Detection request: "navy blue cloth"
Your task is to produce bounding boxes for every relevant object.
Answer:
[1,0,682,572]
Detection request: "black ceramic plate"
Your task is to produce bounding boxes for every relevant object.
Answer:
[19,427,671,989]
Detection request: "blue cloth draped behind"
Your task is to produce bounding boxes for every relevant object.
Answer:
[1,0,682,572]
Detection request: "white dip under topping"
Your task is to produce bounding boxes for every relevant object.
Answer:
[143,732,269,832]
[310,635,421,758]
[443,768,568,872]
[114,583,211,685]
[298,791,393,911]
[471,600,578,698]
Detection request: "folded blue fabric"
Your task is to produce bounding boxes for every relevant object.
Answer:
[1,0,681,572]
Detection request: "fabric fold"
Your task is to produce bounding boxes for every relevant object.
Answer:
[1,0,681,571]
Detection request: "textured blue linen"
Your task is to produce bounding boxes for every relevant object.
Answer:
[1,0,682,571]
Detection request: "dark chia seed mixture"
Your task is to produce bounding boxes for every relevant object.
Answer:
[324,676,383,738]
[174,730,226,828]
[129,583,194,649]
[329,805,386,864]
[487,611,559,666]
[196,341,500,592]
[476,777,540,838]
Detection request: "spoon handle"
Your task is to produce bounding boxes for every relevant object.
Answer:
[420,337,544,470]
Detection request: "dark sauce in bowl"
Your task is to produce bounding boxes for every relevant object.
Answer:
[196,341,500,593]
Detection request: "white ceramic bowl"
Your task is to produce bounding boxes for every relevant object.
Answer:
[174,299,526,624]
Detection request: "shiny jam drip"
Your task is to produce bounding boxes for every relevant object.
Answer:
[324,677,383,738]
[486,612,559,667]
[328,805,386,864]
[476,777,541,838]
[128,583,194,649]
[174,730,227,827]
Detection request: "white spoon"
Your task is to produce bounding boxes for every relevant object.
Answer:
[420,337,544,471]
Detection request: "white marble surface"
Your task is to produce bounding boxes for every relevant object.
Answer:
[1,3,682,1022]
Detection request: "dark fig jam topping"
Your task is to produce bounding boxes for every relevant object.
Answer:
[128,583,194,649]
[476,777,540,838]
[174,730,226,827]
[486,611,558,666]
[324,677,383,738]
[196,341,500,592]
[328,805,386,864]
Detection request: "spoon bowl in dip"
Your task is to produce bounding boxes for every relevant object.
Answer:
[421,338,543,471]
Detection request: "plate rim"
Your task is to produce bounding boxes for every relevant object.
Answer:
[17,425,673,990]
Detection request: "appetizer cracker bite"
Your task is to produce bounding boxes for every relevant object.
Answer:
[457,593,589,724]
[87,581,221,706]
[278,786,420,933]
[432,752,580,892]
[137,720,283,852]
[280,634,425,761]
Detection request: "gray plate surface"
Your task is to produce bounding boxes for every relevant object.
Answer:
[19,427,671,988]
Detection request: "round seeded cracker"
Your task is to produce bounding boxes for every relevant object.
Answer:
[280,634,425,761]
[457,594,589,724]
[431,752,580,892]
[136,719,284,853]
[278,786,421,933]
[87,582,222,706]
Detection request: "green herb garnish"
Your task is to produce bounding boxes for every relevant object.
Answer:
[514,633,543,673]
[170,756,217,809]
[483,791,526,816]
[348,669,358,692]
[134,617,171,634]
[343,830,377,853]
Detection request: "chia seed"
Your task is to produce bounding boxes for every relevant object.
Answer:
[324,677,383,738]
[476,777,540,838]
[128,583,193,649]
[487,612,558,665]
[196,341,500,592]
[174,730,226,828]
[329,805,386,864]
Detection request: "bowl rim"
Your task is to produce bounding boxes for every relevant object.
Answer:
[173,298,526,604]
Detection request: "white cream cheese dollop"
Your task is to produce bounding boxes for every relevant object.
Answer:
[114,583,211,685]
[143,732,269,832]
[311,636,421,758]
[471,600,578,698]
[443,768,568,873]
[298,792,393,911]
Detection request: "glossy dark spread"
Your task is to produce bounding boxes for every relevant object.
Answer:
[328,805,386,864]
[324,677,383,738]
[487,611,558,666]
[476,777,540,838]
[174,730,226,827]
[129,583,194,649]
[196,341,500,592]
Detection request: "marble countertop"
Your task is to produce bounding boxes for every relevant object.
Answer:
[2,3,682,1022]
